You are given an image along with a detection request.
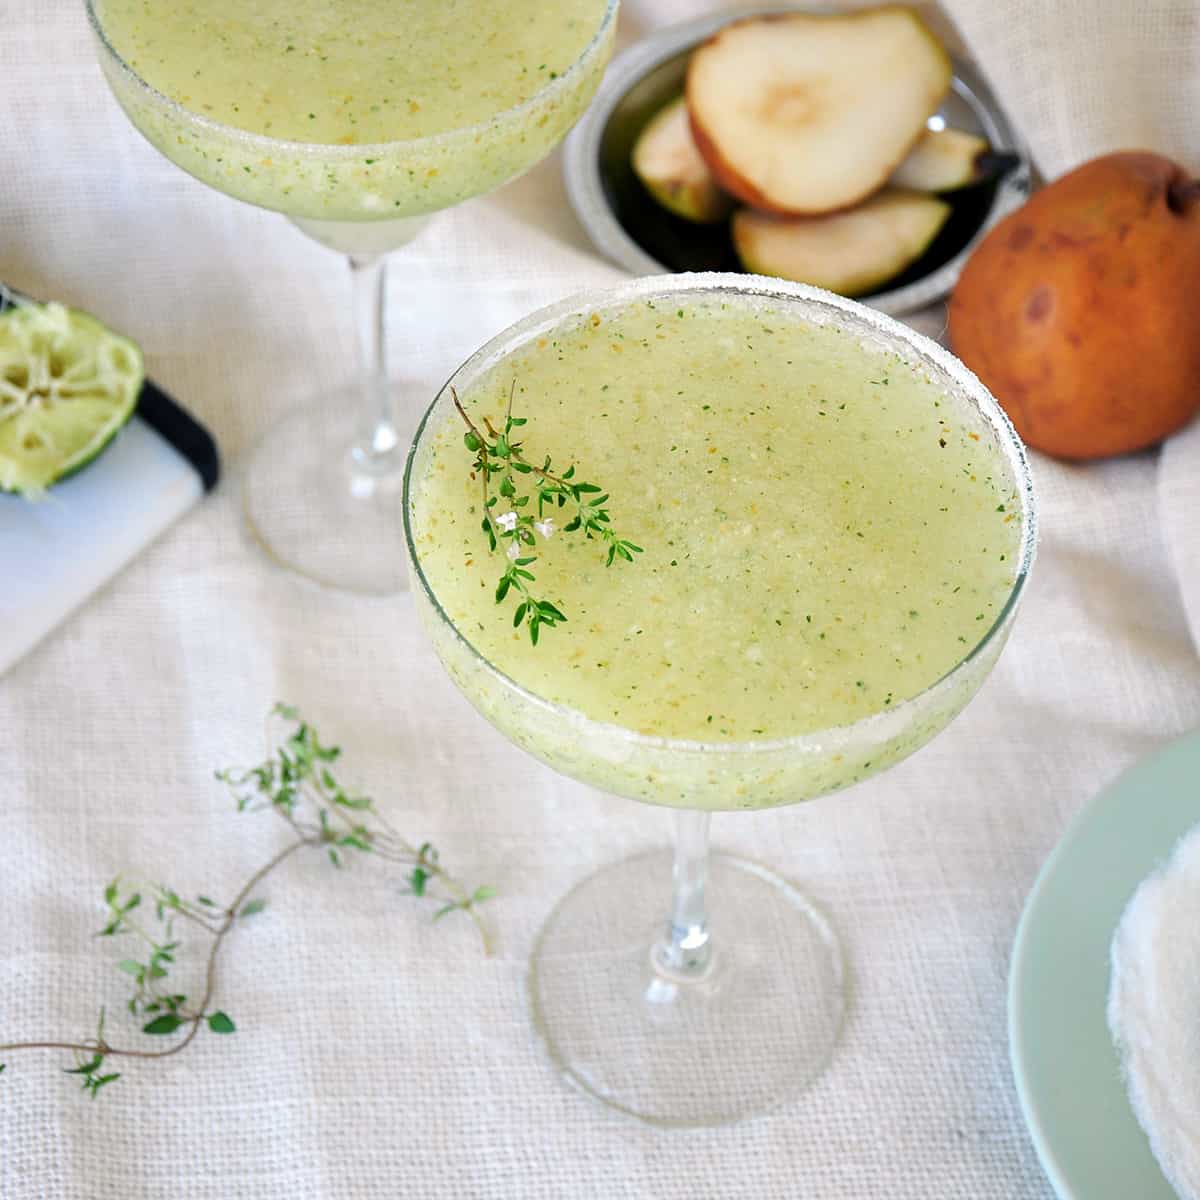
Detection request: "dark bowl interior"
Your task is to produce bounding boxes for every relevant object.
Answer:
[597,45,1011,299]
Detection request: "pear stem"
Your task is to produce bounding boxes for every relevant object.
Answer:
[1167,175,1200,216]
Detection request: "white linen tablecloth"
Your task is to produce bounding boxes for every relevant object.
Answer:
[3,2,1200,1197]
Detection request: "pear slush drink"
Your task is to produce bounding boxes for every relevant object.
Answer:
[409,292,1022,807]
[94,0,615,219]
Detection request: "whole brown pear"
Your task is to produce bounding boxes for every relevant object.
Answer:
[949,151,1200,460]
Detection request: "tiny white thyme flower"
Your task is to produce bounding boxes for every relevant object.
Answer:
[495,510,519,532]
[506,542,521,561]
[533,518,556,539]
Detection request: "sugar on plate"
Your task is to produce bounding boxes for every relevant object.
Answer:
[1109,819,1200,1200]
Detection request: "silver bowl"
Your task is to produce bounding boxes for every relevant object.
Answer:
[564,7,1032,317]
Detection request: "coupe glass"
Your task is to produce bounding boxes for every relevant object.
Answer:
[85,0,618,594]
[404,273,1037,1127]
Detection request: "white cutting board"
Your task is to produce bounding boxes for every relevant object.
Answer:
[0,396,218,676]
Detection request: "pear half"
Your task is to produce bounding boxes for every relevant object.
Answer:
[631,97,734,223]
[687,7,952,215]
[732,190,951,295]
[890,127,991,192]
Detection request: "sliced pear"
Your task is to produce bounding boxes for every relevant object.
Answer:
[890,127,990,191]
[631,97,734,223]
[732,190,951,295]
[687,7,952,215]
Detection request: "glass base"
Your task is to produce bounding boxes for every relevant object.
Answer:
[242,396,408,596]
[529,850,845,1127]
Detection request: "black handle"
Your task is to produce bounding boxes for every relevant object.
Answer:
[136,378,221,492]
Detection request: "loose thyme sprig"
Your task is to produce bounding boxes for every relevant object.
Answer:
[454,382,642,643]
[0,704,493,1096]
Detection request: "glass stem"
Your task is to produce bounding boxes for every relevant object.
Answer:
[348,253,400,476]
[655,810,713,980]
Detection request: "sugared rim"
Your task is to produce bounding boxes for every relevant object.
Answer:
[403,272,1038,756]
[85,0,619,160]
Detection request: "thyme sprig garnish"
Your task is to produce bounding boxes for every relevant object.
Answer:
[454,382,642,643]
[0,704,492,1096]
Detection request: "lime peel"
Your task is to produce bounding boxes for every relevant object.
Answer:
[0,301,144,498]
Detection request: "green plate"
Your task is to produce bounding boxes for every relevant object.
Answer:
[1009,731,1200,1200]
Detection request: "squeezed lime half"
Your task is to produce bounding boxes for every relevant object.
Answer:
[0,301,144,497]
